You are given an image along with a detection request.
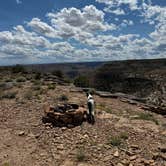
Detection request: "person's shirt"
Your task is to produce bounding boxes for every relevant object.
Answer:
[87,94,94,104]
[88,94,93,100]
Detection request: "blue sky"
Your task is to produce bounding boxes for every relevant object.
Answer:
[0,0,165,65]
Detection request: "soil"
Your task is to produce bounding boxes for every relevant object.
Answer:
[0,80,166,166]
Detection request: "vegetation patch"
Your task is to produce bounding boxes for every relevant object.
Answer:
[105,108,113,113]
[58,94,68,101]
[5,78,13,82]
[32,85,41,91]
[76,148,86,162]
[34,72,42,80]
[11,64,25,73]
[32,80,41,85]
[2,162,10,166]
[132,112,159,125]
[0,82,6,89]
[109,135,122,147]
[24,90,33,100]
[0,91,17,99]
[48,84,56,90]
[52,70,64,78]
[119,132,129,140]
[16,77,26,82]
[108,132,129,147]
[74,75,90,88]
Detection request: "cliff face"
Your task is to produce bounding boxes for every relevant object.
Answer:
[93,59,166,106]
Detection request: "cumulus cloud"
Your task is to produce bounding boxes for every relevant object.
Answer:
[0,25,50,47]
[104,7,125,15]
[27,18,58,38]
[96,0,139,11]
[46,5,116,39]
[16,0,22,4]
[0,2,165,64]
[120,20,134,27]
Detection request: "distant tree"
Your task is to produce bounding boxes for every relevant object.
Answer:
[11,64,25,73]
[34,72,42,80]
[93,64,123,91]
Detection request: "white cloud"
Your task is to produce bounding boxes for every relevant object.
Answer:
[0,25,50,47]
[27,18,58,38]
[120,20,134,27]
[96,0,139,11]
[0,3,166,64]
[16,0,22,4]
[46,5,116,39]
[104,8,125,15]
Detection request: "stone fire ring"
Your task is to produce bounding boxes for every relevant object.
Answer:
[42,104,87,127]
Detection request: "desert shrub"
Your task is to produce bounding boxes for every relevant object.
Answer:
[2,162,10,166]
[0,90,3,100]
[5,78,13,82]
[52,70,64,78]
[11,64,25,73]
[109,136,122,146]
[76,149,86,162]
[105,108,112,113]
[24,91,33,100]
[120,132,129,140]
[35,88,46,96]
[16,77,26,82]
[48,84,56,90]
[132,112,159,125]
[1,91,17,99]
[16,83,22,88]
[0,82,6,89]
[32,80,41,85]
[31,85,41,91]
[59,94,68,101]
[74,75,90,87]
[34,72,42,80]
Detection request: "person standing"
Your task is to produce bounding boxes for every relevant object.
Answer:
[87,92,95,124]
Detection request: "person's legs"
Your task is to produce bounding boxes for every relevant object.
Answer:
[91,104,95,124]
[87,102,95,124]
[87,102,92,123]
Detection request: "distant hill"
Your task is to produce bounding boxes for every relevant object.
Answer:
[23,61,106,78]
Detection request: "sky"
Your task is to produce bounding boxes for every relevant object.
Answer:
[0,0,166,65]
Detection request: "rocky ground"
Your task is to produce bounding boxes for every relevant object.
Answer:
[0,75,166,166]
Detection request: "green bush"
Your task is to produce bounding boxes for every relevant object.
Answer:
[11,64,25,73]
[34,72,42,80]
[109,136,122,146]
[52,70,64,78]
[48,84,56,90]
[74,75,90,87]
[2,162,10,166]
[5,78,13,82]
[76,149,86,162]
[24,91,33,100]
[120,132,129,140]
[59,94,68,101]
[32,80,41,85]
[133,112,159,125]
[32,85,41,91]
[1,91,17,99]
[16,77,26,82]
[0,83,6,89]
